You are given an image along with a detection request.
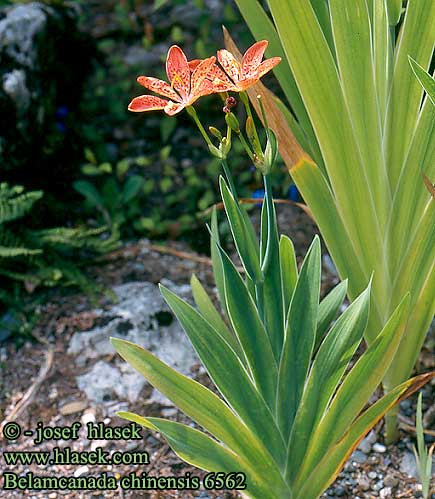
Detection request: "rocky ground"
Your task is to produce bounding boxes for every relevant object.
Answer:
[1,205,434,499]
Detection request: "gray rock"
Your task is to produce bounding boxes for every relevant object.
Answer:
[70,281,202,406]
[358,436,372,454]
[372,480,384,491]
[366,430,378,444]
[0,2,92,178]
[351,450,368,464]
[0,4,46,67]
[76,360,146,404]
[69,281,198,376]
[400,451,419,478]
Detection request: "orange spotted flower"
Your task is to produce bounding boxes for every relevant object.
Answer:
[128,45,233,115]
[217,40,281,92]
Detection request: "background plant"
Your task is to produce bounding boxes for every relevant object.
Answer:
[232,0,435,441]
[413,392,434,499]
[0,182,116,321]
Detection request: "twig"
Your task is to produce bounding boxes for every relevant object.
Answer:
[398,413,435,437]
[144,244,213,266]
[0,346,54,435]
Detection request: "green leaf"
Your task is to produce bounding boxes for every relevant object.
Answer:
[110,338,285,485]
[315,279,348,349]
[386,0,435,188]
[297,293,410,482]
[215,242,278,409]
[329,0,389,230]
[160,285,286,466]
[386,0,403,25]
[261,178,285,359]
[190,274,241,357]
[122,175,144,203]
[294,372,435,499]
[287,281,371,482]
[73,180,104,208]
[409,57,435,106]
[210,208,228,317]
[277,236,321,439]
[279,235,298,316]
[118,413,290,499]
[220,176,260,281]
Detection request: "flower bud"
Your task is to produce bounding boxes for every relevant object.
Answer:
[246,116,263,159]
[220,136,232,156]
[208,143,225,159]
[263,128,278,174]
[209,126,223,140]
[225,112,240,133]
[225,96,237,109]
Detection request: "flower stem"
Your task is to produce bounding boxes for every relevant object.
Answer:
[236,130,255,162]
[186,106,212,146]
[221,159,238,200]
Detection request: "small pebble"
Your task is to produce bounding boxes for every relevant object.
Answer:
[372,480,384,491]
[351,450,367,464]
[368,471,377,479]
[74,465,89,477]
[366,430,377,444]
[334,485,346,497]
[380,487,392,498]
[81,411,96,425]
[358,476,371,491]
[358,438,372,454]
[384,475,398,488]
[373,443,387,453]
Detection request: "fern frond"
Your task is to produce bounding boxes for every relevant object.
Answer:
[0,246,42,258]
[0,183,43,224]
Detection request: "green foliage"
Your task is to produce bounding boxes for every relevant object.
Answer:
[74,146,257,241]
[0,182,117,311]
[235,0,435,441]
[112,173,431,499]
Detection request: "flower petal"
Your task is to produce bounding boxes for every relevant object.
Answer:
[206,63,236,92]
[241,40,268,78]
[188,59,202,71]
[128,95,168,112]
[256,57,281,79]
[166,45,190,101]
[164,101,185,116]
[191,56,217,96]
[137,76,180,101]
[217,49,241,83]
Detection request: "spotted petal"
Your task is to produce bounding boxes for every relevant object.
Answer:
[206,63,236,92]
[137,76,180,101]
[191,56,218,97]
[166,45,190,101]
[217,49,242,84]
[188,59,202,71]
[164,101,186,116]
[256,57,281,79]
[128,95,168,112]
[241,40,268,78]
